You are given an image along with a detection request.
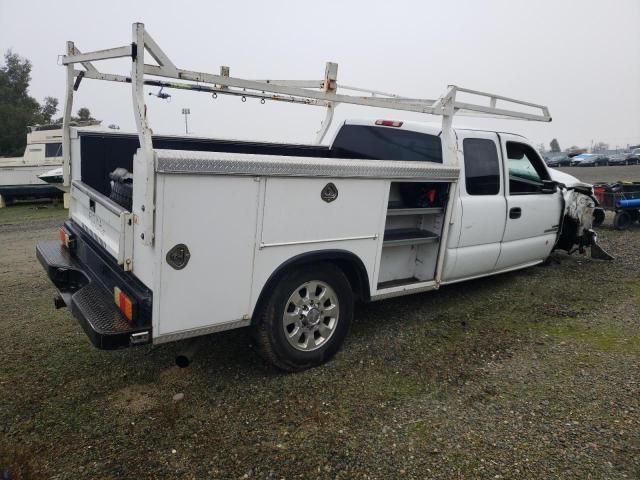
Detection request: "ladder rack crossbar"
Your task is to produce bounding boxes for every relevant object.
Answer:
[62,45,133,65]
[142,65,442,115]
[73,69,332,107]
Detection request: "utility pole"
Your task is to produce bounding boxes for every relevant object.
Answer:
[181,108,191,134]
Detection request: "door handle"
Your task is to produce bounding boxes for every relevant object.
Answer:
[509,207,521,219]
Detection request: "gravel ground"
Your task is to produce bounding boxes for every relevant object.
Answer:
[1,205,639,479]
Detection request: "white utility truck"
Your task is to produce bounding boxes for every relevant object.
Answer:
[37,24,610,371]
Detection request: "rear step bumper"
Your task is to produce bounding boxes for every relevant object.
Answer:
[36,232,152,349]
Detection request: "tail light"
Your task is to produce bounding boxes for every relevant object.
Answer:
[113,286,134,322]
[59,227,76,250]
[375,120,403,127]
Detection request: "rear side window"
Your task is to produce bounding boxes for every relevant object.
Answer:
[463,138,500,195]
[331,125,442,163]
[45,143,63,158]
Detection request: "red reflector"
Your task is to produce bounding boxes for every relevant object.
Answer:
[58,227,76,249]
[113,286,134,322]
[375,119,403,127]
[59,228,72,248]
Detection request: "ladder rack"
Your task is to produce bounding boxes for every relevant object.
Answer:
[60,22,552,246]
[61,22,552,146]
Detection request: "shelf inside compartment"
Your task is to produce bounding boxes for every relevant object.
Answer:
[386,207,444,216]
[383,228,440,247]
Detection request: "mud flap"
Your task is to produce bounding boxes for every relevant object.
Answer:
[590,239,614,261]
[581,229,614,261]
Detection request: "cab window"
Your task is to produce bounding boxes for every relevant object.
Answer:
[507,141,550,194]
[331,125,442,163]
[463,138,500,195]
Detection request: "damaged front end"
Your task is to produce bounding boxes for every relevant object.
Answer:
[554,182,614,260]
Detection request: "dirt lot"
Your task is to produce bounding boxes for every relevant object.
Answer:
[556,164,640,184]
[1,203,639,479]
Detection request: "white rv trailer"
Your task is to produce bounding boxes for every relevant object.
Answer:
[0,122,101,206]
[36,23,608,371]
[0,126,64,206]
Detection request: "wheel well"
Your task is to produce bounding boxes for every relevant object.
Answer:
[251,250,371,325]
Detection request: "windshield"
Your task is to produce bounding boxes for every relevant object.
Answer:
[507,141,548,184]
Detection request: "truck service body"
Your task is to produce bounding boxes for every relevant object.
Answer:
[37,24,607,370]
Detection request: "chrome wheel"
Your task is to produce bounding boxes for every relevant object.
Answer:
[282,281,340,352]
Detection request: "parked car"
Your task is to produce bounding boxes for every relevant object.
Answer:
[571,153,609,167]
[608,153,639,166]
[543,152,571,167]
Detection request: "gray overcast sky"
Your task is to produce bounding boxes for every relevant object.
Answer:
[1,0,639,150]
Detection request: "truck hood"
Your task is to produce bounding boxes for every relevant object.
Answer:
[548,168,591,189]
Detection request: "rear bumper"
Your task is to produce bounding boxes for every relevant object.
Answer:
[36,220,152,349]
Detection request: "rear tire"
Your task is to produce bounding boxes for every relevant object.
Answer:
[613,211,632,230]
[252,263,353,371]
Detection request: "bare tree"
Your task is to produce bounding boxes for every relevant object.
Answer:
[39,97,59,123]
[592,141,609,153]
[550,138,561,152]
[77,108,92,121]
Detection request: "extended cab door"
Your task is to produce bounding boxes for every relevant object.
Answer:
[495,134,562,270]
[444,131,507,280]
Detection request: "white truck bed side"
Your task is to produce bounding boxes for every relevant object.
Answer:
[151,149,459,343]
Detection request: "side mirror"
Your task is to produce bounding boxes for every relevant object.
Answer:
[541,179,558,194]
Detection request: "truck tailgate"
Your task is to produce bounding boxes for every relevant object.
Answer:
[70,180,134,269]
